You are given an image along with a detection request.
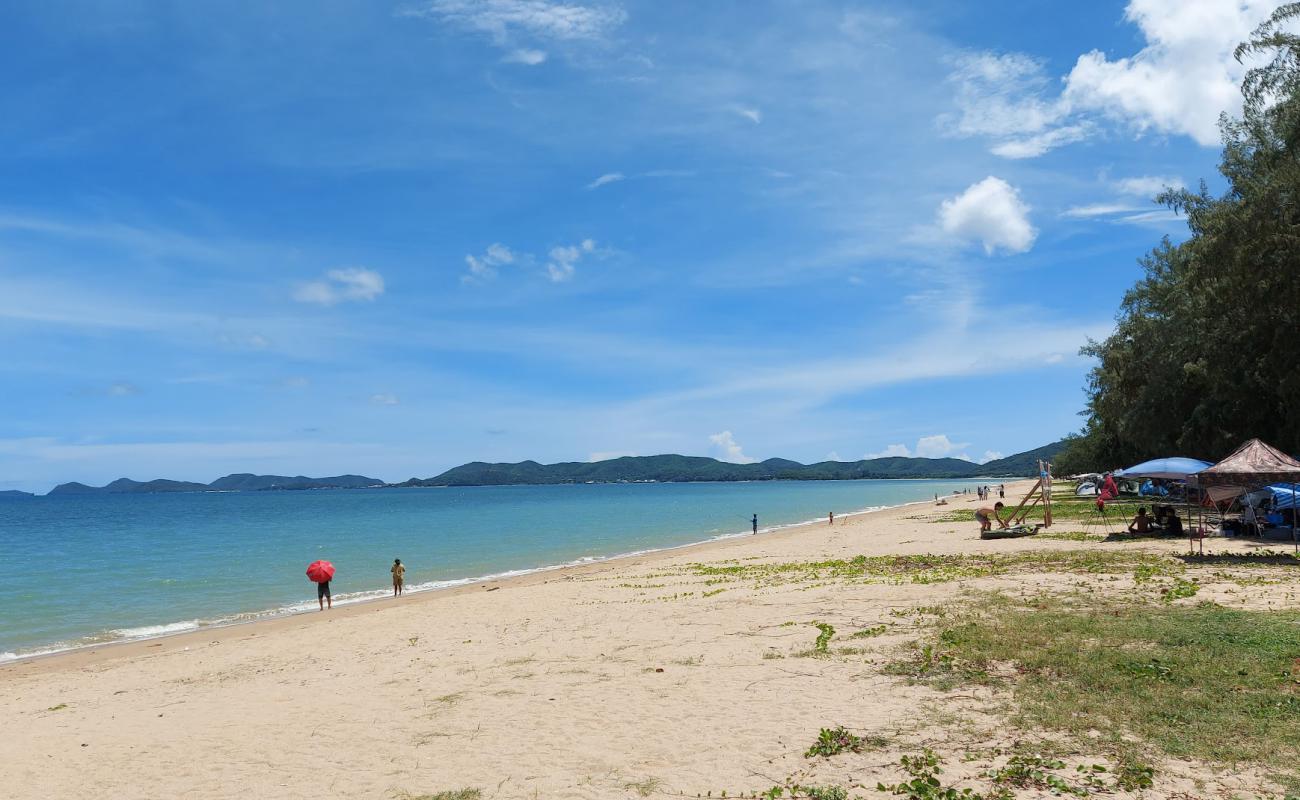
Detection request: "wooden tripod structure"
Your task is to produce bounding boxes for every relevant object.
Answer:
[1004,459,1054,528]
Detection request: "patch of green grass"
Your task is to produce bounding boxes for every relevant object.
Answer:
[812,622,835,654]
[877,749,989,800]
[623,776,662,796]
[685,550,1176,589]
[804,726,888,758]
[850,624,888,639]
[1037,530,1104,542]
[396,789,481,800]
[898,593,1300,775]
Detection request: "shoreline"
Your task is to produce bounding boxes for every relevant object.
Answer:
[13,478,1288,799]
[1,490,959,671]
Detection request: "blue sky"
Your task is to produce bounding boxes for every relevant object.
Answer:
[0,0,1271,491]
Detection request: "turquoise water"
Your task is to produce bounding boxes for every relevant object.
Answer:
[0,479,978,660]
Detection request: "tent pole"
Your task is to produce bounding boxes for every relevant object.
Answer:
[1284,481,1294,556]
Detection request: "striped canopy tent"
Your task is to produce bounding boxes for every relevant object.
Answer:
[1196,439,1300,552]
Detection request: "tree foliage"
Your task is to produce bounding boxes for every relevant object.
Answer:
[1060,4,1300,471]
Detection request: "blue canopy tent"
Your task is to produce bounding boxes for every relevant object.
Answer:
[1257,484,1300,510]
[1116,457,1213,480]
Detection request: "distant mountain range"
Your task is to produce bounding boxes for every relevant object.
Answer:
[0,489,35,498]
[47,474,383,496]
[32,441,1064,496]
[393,441,1065,487]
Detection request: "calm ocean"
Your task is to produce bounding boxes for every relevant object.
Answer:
[0,478,980,660]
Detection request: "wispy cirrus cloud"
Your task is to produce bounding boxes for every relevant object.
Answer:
[293,268,385,306]
[402,0,626,64]
[586,172,625,189]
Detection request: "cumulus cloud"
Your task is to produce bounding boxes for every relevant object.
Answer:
[914,434,970,458]
[503,48,547,65]
[979,450,1005,464]
[293,268,385,306]
[944,3,1277,156]
[462,243,516,283]
[709,430,757,464]
[586,172,625,190]
[867,435,971,460]
[939,177,1036,255]
[1063,0,1273,146]
[865,443,914,459]
[405,0,626,46]
[369,393,400,406]
[546,238,595,283]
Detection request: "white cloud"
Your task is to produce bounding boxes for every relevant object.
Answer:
[370,393,400,406]
[990,125,1091,159]
[1061,203,1143,218]
[731,107,762,124]
[709,430,757,464]
[107,382,140,397]
[914,434,969,458]
[1045,353,1065,364]
[1114,175,1186,197]
[866,435,970,460]
[866,443,913,459]
[943,52,1066,137]
[979,450,1005,464]
[1063,0,1275,145]
[546,238,596,283]
[462,243,516,283]
[826,451,841,462]
[293,268,385,306]
[941,52,1083,158]
[586,172,625,189]
[405,0,627,44]
[503,48,547,65]
[589,450,637,461]
[939,177,1036,255]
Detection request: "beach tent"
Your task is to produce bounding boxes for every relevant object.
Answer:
[1117,457,1213,480]
[1196,439,1300,552]
[1244,484,1300,510]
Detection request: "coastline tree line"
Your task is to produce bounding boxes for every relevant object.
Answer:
[1057,4,1300,474]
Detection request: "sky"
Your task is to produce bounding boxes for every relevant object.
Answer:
[0,0,1276,492]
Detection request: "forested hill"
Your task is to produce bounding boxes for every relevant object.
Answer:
[47,474,383,496]
[395,441,1065,487]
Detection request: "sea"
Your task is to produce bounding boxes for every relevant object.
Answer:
[0,478,982,662]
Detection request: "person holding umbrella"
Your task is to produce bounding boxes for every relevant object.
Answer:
[307,559,335,610]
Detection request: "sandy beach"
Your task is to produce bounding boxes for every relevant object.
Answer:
[3,481,1296,799]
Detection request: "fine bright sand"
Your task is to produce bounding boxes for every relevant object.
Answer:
[2,481,1294,799]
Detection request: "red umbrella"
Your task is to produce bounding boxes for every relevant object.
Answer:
[306,560,335,583]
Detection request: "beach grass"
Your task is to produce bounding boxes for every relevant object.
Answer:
[893,592,1300,777]
[396,789,481,800]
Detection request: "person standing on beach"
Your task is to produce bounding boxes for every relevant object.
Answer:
[828,511,834,525]
[317,578,332,610]
[999,484,1005,499]
[752,513,758,534]
[391,558,405,596]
